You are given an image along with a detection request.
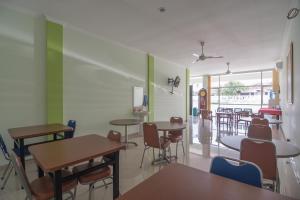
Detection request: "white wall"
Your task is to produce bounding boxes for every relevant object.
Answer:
[154,57,186,121]
[0,6,46,165]
[63,26,147,136]
[278,0,300,197]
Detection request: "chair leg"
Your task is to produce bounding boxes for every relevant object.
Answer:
[1,165,13,190]
[73,187,77,200]
[175,142,178,158]
[181,140,185,155]
[140,146,147,168]
[152,148,155,161]
[102,179,108,189]
[88,183,94,200]
[1,161,11,180]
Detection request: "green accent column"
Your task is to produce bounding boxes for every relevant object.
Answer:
[147,54,154,122]
[46,21,63,124]
[185,68,190,121]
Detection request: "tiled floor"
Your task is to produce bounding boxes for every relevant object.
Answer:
[0,116,286,200]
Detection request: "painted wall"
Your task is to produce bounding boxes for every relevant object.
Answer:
[278,0,300,197]
[63,26,147,136]
[154,57,186,121]
[0,6,46,165]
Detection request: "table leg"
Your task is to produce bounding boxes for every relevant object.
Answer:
[19,139,25,170]
[276,115,280,129]
[123,125,138,147]
[113,151,120,199]
[53,133,57,141]
[38,166,44,177]
[53,170,62,200]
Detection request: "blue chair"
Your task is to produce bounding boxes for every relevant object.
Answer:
[0,134,13,190]
[57,120,76,139]
[210,156,262,188]
[0,134,31,190]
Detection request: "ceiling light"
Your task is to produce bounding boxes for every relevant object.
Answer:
[225,62,232,75]
[287,8,299,19]
[159,7,166,13]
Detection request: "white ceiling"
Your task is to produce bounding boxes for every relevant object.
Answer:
[1,0,292,75]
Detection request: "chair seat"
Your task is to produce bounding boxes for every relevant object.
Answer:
[167,133,183,143]
[72,162,111,185]
[30,171,77,200]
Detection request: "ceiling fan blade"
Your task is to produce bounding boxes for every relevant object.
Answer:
[192,53,200,58]
[205,56,224,59]
[192,58,200,63]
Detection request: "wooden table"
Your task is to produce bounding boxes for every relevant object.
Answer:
[220,135,300,158]
[240,117,283,129]
[118,163,296,200]
[29,134,125,200]
[153,121,186,163]
[110,119,141,147]
[8,123,72,170]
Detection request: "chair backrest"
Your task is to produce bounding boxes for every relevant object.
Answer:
[251,118,269,126]
[244,108,253,115]
[251,113,264,118]
[217,107,224,112]
[9,150,33,199]
[143,123,160,148]
[240,138,277,180]
[224,108,233,113]
[239,111,250,117]
[64,120,76,139]
[248,124,272,140]
[170,117,183,135]
[210,156,262,188]
[107,130,121,143]
[0,134,10,160]
[234,108,243,113]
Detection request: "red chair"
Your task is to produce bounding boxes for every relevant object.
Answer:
[248,124,272,140]
[168,117,185,158]
[140,123,171,168]
[240,138,278,191]
[251,118,269,126]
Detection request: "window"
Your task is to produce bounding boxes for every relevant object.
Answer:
[210,70,273,114]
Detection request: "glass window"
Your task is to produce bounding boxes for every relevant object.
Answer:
[220,72,261,87]
[211,76,219,88]
[211,88,219,104]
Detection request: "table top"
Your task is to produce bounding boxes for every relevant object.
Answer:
[117,163,295,200]
[29,134,125,172]
[259,108,282,115]
[110,119,141,126]
[153,121,186,131]
[239,117,283,124]
[220,135,300,158]
[8,123,73,140]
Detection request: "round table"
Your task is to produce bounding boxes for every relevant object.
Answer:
[110,119,141,147]
[220,135,300,158]
[152,121,186,163]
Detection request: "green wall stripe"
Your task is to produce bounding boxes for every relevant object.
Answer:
[46,21,63,124]
[185,68,190,121]
[147,54,154,122]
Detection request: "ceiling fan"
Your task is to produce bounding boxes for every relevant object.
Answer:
[192,41,224,63]
[225,62,232,75]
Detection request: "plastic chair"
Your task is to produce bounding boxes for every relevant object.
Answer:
[10,150,77,200]
[210,156,262,188]
[251,118,269,126]
[240,138,278,191]
[0,134,13,190]
[168,117,185,158]
[57,120,76,140]
[140,123,171,168]
[72,130,121,200]
[248,124,272,140]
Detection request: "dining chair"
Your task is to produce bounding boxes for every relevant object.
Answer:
[251,118,269,126]
[248,124,272,140]
[210,156,262,188]
[0,134,13,190]
[58,120,76,140]
[240,138,278,191]
[234,108,243,113]
[244,108,253,115]
[140,123,171,168]
[72,130,121,200]
[237,111,251,134]
[168,117,185,158]
[0,134,30,190]
[10,150,77,200]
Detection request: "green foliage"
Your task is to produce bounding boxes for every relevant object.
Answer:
[221,81,247,96]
